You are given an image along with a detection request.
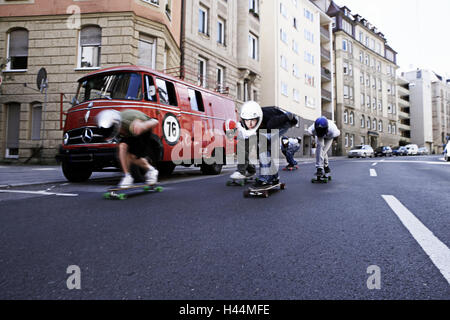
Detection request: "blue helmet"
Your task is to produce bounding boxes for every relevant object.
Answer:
[314,117,329,137]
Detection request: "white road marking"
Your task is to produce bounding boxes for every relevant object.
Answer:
[372,163,378,167]
[382,195,450,285]
[0,190,78,197]
[31,168,58,171]
[370,169,377,177]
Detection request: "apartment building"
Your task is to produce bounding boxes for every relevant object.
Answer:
[403,69,450,153]
[327,2,400,155]
[0,0,181,163]
[181,0,261,106]
[260,0,334,157]
[397,76,411,144]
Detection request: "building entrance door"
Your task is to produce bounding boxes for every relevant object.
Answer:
[6,103,20,158]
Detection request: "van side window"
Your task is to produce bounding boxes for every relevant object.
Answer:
[144,75,157,102]
[156,78,178,106]
[188,88,205,112]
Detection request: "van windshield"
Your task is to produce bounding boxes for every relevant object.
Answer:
[76,72,142,103]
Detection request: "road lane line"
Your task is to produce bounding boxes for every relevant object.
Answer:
[382,195,450,285]
[0,190,78,197]
[372,163,378,166]
[370,169,377,177]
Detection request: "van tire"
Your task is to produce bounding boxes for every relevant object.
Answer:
[201,163,223,175]
[158,162,176,176]
[62,162,93,182]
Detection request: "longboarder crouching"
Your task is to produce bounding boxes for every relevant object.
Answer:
[97,109,159,187]
[307,117,340,180]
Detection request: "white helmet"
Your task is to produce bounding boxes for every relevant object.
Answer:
[97,110,121,140]
[240,101,263,133]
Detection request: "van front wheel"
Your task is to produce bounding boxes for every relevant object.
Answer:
[201,163,223,175]
[62,162,93,182]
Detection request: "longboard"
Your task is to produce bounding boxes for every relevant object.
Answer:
[226,176,255,187]
[103,184,163,200]
[282,166,299,171]
[244,183,285,198]
[311,175,332,184]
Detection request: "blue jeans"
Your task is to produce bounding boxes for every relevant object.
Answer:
[282,145,300,166]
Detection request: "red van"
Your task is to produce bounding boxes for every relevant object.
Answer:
[56,66,237,182]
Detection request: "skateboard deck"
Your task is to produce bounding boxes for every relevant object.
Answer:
[104,184,163,200]
[311,175,332,184]
[283,166,299,171]
[244,183,285,198]
[226,176,255,186]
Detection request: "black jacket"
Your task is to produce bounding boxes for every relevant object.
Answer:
[259,106,298,132]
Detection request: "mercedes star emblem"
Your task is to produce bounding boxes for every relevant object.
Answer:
[82,128,94,143]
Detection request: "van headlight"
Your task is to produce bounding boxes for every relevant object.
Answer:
[63,133,69,145]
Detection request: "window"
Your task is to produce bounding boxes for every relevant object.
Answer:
[360,72,364,85]
[244,80,250,102]
[188,88,205,112]
[361,136,365,145]
[280,55,288,70]
[349,112,354,125]
[6,103,20,158]
[280,29,288,43]
[359,51,363,63]
[199,6,209,35]
[248,33,259,60]
[367,117,371,129]
[361,115,365,128]
[79,26,101,68]
[7,28,29,70]
[392,124,396,135]
[378,120,383,132]
[378,100,382,111]
[144,75,157,102]
[138,33,156,69]
[293,64,300,78]
[217,18,226,45]
[350,134,354,147]
[293,89,300,102]
[342,39,348,51]
[280,3,287,18]
[198,57,207,87]
[31,103,42,140]
[293,17,298,29]
[343,110,348,123]
[373,119,377,130]
[292,40,299,54]
[304,51,314,64]
[345,133,349,147]
[305,74,314,87]
[216,65,225,91]
[305,96,315,108]
[372,97,376,110]
[305,30,314,42]
[343,62,349,75]
[237,83,242,101]
[388,123,392,134]
[342,20,352,35]
[156,78,178,106]
[281,82,288,96]
[304,8,313,22]
[360,93,365,106]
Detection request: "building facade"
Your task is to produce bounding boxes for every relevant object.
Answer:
[403,69,450,153]
[260,0,334,157]
[180,0,261,107]
[327,2,400,155]
[0,0,181,163]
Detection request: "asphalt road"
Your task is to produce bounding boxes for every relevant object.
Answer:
[0,156,449,299]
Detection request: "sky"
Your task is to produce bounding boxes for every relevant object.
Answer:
[335,0,450,79]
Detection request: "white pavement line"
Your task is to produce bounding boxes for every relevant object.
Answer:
[372,163,378,166]
[0,190,78,197]
[382,195,450,285]
[32,168,58,171]
[370,169,377,177]
[382,195,450,284]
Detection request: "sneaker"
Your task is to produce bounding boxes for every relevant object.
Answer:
[145,168,159,185]
[118,174,134,187]
[246,172,256,178]
[231,171,247,180]
[324,166,331,174]
[252,179,270,189]
[315,168,324,177]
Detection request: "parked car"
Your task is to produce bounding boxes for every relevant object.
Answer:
[405,144,419,155]
[348,145,374,158]
[374,146,393,157]
[417,147,430,155]
[393,146,408,156]
[444,141,450,161]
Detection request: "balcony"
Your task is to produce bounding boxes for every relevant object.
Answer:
[398,110,410,119]
[321,47,331,62]
[320,26,330,42]
[321,67,331,82]
[398,97,410,106]
[398,122,411,132]
[321,88,332,102]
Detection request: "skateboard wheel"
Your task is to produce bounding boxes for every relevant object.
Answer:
[103,193,111,199]
[328,176,332,181]
[155,186,163,192]
[144,186,151,191]
[311,179,315,183]
[280,183,286,190]
[118,194,127,200]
